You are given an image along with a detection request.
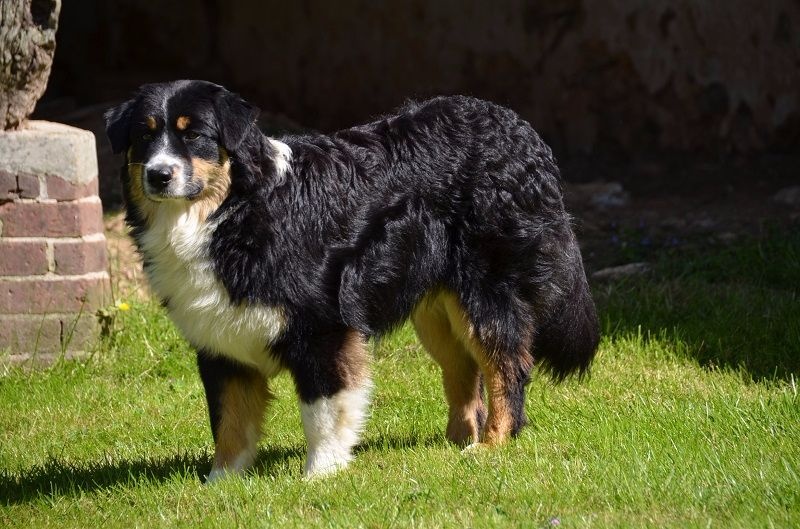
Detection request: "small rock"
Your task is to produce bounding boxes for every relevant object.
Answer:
[591,262,651,281]
[715,232,738,244]
[659,216,687,230]
[566,181,630,208]
[691,215,717,232]
[772,186,800,207]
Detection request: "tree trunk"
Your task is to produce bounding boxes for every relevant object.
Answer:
[0,0,60,130]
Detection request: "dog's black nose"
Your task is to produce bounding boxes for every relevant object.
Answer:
[146,165,174,190]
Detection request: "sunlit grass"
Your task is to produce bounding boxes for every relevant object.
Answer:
[1,231,798,528]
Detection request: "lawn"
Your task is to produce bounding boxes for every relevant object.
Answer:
[1,230,798,528]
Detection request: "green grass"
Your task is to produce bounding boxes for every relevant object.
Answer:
[1,232,799,528]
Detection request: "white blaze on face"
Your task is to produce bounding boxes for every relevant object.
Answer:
[143,136,189,196]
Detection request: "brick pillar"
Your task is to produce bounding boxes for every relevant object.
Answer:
[0,121,110,363]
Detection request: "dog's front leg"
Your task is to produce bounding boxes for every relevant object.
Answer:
[291,329,372,479]
[197,351,271,483]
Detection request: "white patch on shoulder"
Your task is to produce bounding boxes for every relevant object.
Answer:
[140,201,285,375]
[300,381,373,478]
[268,138,292,178]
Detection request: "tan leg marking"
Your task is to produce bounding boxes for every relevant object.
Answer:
[209,367,271,480]
[413,293,485,445]
[474,358,514,445]
[434,291,518,447]
[338,329,371,387]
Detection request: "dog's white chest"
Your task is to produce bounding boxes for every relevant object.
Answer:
[141,206,285,375]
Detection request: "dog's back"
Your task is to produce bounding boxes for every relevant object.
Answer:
[283,96,599,377]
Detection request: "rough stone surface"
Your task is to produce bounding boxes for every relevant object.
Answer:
[0,120,109,363]
[45,173,99,201]
[0,198,103,237]
[53,236,109,275]
[0,0,61,129]
[51,0,800,154]
[0,274,109,314]
[0,239,48,275]
[592,262,651,281]
[0,313,100,363]
[566,181,630,209]
[772,186,800,207]
[0,121,98,185]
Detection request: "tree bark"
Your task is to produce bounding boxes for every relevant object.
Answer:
[0,0,60,130]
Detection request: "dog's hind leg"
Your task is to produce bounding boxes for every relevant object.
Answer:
[412,295,486,445]
[292,329,373,479]
[197,352,272,483]
[437,292,534,447]
[471,351,532,445]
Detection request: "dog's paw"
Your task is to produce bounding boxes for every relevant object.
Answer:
[303,450,352,480]
[461,442,490,454]
[205,467,237,484]
[204,451,255,484]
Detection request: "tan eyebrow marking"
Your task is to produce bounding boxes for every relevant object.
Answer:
[145,116,157,131]
[176,116,191,131]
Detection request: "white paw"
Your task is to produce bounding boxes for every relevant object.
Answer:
[204,451,255,484]
[461,442,488,454]
[303,450,352,480]
[205,466,236,484]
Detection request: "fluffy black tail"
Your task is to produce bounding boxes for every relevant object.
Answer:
[533,258,600,381]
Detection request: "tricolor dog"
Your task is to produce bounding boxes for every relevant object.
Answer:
[104,80,600,482]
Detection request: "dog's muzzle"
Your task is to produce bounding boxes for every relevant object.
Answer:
[146,163,175,192]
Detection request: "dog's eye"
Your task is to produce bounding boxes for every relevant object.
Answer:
[185,131,201,141]
[142,133,152,141]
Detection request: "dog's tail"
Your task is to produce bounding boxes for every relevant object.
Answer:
[532,247,600,381]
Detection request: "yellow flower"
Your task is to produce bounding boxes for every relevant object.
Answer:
[116,301,131,312]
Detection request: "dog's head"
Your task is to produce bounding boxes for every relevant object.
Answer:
[104,80,259,205]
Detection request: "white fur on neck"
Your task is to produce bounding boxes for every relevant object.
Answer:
[140,200,285,375]
[268,138,292,178]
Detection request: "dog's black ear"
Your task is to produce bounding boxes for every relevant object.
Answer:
[104,98,138,154]
[214,90,260,152]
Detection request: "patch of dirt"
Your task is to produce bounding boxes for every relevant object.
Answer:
[105,213,148,300]
[562,153,800,271]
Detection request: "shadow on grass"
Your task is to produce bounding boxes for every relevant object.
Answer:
[357,432,445,454]
[595,227,800,381]
[0,445,300,505]
[0,433,444,505]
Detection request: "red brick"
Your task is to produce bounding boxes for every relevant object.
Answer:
[1,170,17,200]
[0,171,40,200]
[53,238,109,275]
[45,175,99,201]
[0,199,103,237]
[17,173,41,199]
[0,314,61,353]
[0,313,101,358]
[0,275,109,314]
[0,239,48,275]
[61,313,102,351]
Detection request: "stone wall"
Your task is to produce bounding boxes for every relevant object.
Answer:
[0,121,109,362]
[47,0,800,156]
